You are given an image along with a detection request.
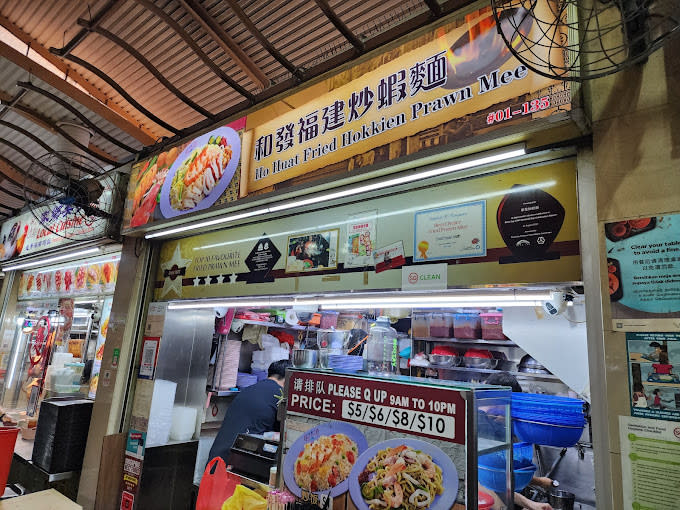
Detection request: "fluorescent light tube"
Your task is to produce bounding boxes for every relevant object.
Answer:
[166,289,550,310]
[2,247,101,271]
[146,144,525,239]
[145,208,270,239]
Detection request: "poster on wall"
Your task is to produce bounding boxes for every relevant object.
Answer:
[373,241,406,273]
[605,214,680,331]
[627,332,680,422]
[496,184,566,263]
[285,229,339,273]
[284,370,466,509]
[345,211,377,268]
[94,297,113,362]
[620,416,680,509]
[123,118,246,230]
[18,257,119,300]
[245,235,281,283]
[414,201,486,262]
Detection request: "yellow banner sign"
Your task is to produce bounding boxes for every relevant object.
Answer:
[246,2,568,192]
[155,159,579,301]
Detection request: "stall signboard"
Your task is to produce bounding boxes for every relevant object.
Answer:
[627,332,680,422]
[0,206,108,263]
[17,256,119,300]
[153,159,579,300]
[620,416,680,509]
[123,118,246,230]
[284,370,467,509]
[123,2,571,234]
[605,213,680,331]
[245,1,570,193]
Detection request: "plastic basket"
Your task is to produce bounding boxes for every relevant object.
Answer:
[478,463,536,492]
[479,442,534,469]
[513,418,584,447]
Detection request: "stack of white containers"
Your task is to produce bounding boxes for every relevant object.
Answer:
[147,379,177,446]
[251,334,289,373]
[169,405,198,442]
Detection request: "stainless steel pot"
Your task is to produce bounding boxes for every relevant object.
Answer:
[548,489,575,510]
[518,354,551,374]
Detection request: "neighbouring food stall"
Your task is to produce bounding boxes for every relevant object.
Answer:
[0,199,122,498]
[115,3,600,509]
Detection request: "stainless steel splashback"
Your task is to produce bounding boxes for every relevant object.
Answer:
[154,308,214,413]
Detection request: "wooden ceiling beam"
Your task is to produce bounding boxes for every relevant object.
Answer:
[313,0,365,53]
[16,81,137,153]
[223,0,302,80]
[178,0,270,90]
[131,0,255,103]
[0,89,119,167]
[0,15,156,145]
[0,155,47,197]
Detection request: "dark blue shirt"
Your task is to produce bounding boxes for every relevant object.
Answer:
[208,378,281,465]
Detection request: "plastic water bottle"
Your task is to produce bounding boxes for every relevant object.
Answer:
[366,316,398,376]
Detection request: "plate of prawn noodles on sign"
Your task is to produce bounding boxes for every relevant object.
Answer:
[283,421,368,498]
[159,126,241,218]
[348,438,457,510]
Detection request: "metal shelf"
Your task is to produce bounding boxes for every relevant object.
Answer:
[427,365,560,381]
[208,387,240,396]
[641,381,680,388]
[413,337,517,347]
[478,438,510,455]
[239,319,318,331]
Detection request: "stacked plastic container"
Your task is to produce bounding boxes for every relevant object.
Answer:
[251,334,290,373]
[511,394,586,447]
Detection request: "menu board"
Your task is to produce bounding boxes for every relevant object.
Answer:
[123,119,246,230]
[605,213,680,331]
[18,257,119,300]
[620,416,680,509]
[284,370,467,509]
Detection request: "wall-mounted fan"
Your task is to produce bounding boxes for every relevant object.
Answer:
[23,152,122,241]
[490,0,680,81]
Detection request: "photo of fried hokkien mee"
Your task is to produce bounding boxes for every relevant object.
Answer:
[357,444,444,509]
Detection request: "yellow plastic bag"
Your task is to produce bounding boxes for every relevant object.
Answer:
[221,485,267,510]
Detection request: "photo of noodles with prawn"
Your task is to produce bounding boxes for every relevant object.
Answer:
[169,134,233,211]
[349,439,458,510]
[358,444,443,509]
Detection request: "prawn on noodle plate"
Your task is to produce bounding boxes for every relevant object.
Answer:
[294,434,358,492]
[358,444,443,509]
[169,135,233,211]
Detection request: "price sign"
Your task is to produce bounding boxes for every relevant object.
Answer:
[287,370,466,444]
[341,401,457,439]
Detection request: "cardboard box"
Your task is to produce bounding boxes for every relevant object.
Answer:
[0,489,82,509]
